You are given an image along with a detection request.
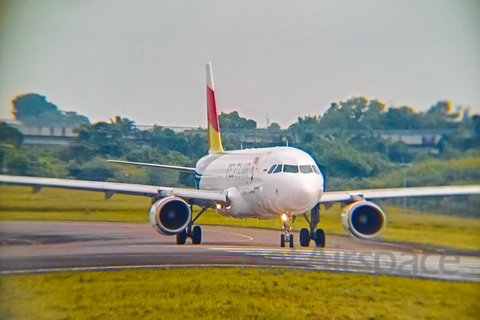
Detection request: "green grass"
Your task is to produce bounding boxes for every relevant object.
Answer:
[0,186,150,223]
[1,186,479,250]
[0,268,479,320]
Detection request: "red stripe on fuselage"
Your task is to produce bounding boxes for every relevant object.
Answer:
[207,85,220,132]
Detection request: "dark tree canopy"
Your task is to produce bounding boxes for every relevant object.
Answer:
[13,94,59,121]
[383,106,421,129]
[0,122,23,148]
[422,101,460,129]
[13,93,89,125]
[267,122,281,130]
[218,111,256,130]
[71,120,135,160]
[315,98,460,131]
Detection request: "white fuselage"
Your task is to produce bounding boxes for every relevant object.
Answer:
[195,147,324,219]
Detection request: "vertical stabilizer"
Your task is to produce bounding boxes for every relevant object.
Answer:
[206,63,224,153]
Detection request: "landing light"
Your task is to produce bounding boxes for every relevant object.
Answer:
[281,214,288,221]
[216,204,222,210]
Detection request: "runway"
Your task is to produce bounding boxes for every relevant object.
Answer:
[1,221,479,282]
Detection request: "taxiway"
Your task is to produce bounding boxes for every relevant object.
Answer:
[1,221,479,282]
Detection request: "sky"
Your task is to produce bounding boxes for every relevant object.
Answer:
[0,0,479,128]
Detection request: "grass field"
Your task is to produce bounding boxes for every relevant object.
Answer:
[1,186,479,250]
[1,268,479,320]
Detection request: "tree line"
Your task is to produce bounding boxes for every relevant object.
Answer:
[1,93,479,217]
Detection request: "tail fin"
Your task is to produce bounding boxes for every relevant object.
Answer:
[206,63,224,153]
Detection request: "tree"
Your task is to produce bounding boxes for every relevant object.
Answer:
[12,93,89,125]
[473,115,480,146]
[69,119,136,160]
[306,136,390,179]
[5,150,68,178]
[218,111,257,130]
[68,157,117,181]
[288,116,319,144]
[267,122,281,130]
[319,97,369,130]
[125,146,162,163]
[0,122,24,174]
[0,122,23,147]
[13,94,61,122]
[184,133,208,160]
[64,111,90,126]
[421,101,459,129]
[383,106,421,130]
[349,133,388,154]
[150,126,190,155]
[110,116,137,137]
[387,141,414,163]
[360,99,385,129]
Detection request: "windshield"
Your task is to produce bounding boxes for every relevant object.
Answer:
[283,165,298,173]
[267,164,277,174]
[299,165,313,173]
[268,164,318,174]
[273,164,283,174]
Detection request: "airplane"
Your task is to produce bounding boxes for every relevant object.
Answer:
[1,63,480,248]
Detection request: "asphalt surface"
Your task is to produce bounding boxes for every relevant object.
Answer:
[1,221,479,282]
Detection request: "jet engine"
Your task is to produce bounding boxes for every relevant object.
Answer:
[341,201,386,240]
[149,196,191,235]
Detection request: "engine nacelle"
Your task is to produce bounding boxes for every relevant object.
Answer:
[149,196,191,235]
[341,200,386,240]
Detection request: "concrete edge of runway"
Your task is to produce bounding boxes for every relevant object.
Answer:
[2,263,478,283]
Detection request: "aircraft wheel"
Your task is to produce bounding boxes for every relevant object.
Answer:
[289,234,294,248]
[299,228,310,247]
[192,226,202,245]
[280,234,285,247]
[315,229,325,248]
[176,229,187,245]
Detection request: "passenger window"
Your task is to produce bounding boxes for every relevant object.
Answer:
[312,165,321,174]
[273,164,283,174]
[267,164,277,174]
[299,165,313,174]
[283,165,299,173]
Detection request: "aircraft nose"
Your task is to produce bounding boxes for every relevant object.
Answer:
[282,178,320,212]
[289,184,313,206]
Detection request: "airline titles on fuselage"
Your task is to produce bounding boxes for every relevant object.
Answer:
[225,162,255,179]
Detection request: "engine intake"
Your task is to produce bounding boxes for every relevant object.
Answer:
[341,201,386,240]
[149,196,191,235]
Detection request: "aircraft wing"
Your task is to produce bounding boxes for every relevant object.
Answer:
[107,160,196,173]
[0,175,227,204]
[320,185,480,203]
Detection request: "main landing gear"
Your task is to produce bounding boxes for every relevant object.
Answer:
[280,214,294,248]
[299,204,326,248]
[176,205,208,245]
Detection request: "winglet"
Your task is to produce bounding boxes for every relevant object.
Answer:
[206,63,224,153]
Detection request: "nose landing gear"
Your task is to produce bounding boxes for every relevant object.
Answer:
[280,214,294,248]
[299,203,326,248]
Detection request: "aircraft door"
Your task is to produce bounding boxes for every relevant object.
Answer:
[248,153,273,216]
[252,154,271,187]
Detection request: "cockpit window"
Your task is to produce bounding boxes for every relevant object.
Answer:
[273,164,283,174]
[312,165,321,174]
[267,164,277,174]
[283,165,299,173]
[299,165,313,174]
